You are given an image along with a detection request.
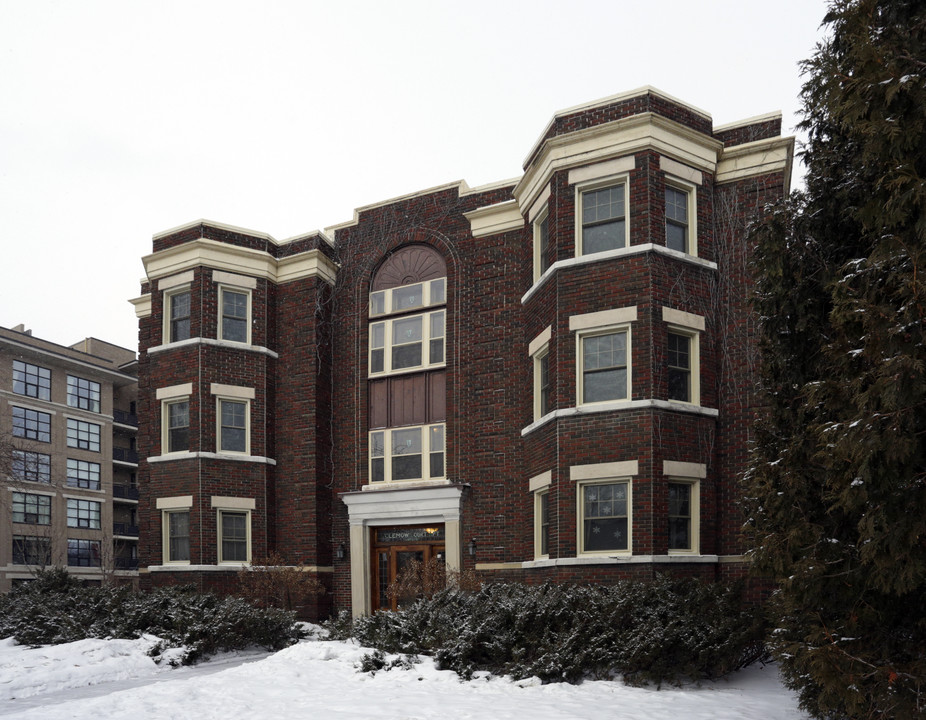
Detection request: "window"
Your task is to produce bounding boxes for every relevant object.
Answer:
[167,289,191,343]
[668,482,694,552]
[536,490,550,557]
[369,309,445,376]
[369,277,445,318]
[533,209,550,281]
[668,332,691,402]
[369,423,445,484]
[13,406,51,443]
[66,459,101,490]
[580,330,628,404]
[12,450,51,483]
[218,399,248,453]
[164,510,190,563]
[67,539,101,567]
[67,498,102,529]
[580,481,630,553]
[220,287,250,343]
[579,183,626,255]
[218,510,250,563]
[665,185,690,253]
[12,360,50,400]
[164,400,189,453]
[67,418,101,452]
[12,536,50,566]
[534,349,550,419]
[67,375,101,412]
[12,492,51,525]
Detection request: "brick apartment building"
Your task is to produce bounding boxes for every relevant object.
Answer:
[1,326,139,590]
[130,87,793,618]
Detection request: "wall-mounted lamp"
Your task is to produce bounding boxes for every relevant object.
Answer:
[468,539,476,557]
[336,543,346,561]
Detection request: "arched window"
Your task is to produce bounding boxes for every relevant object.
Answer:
[367,245,447,485]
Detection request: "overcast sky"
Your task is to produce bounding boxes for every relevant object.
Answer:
[0,0,830,352]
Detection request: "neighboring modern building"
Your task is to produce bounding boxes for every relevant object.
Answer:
[0,325,139,590]
[131,87,793,618]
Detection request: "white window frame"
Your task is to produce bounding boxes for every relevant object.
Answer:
[212,497,255,565]
[533,208,550,283]
[530,470,552,559]
[161,398,190,454]
[577,478,632,556]
[663,460,705,556]
[369,277,446,318]
[369,308,446,377]
[667,479,700,555]
[534,347,551,421]
[368,423,445,485]
[218,284,252,345]
[216,397,250,455]
[66,418,101,452]
[662,307,703,407]
[576,327,631,406]
[163,286,192,344]
[574,175,630,257]
[157,496,193,565]
[664,177,698,257]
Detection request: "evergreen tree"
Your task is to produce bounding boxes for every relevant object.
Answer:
[747,1,926,717]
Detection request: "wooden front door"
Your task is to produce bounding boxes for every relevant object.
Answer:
[372,525,445,611]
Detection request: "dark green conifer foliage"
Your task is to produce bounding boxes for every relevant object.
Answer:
[747,1,926,716]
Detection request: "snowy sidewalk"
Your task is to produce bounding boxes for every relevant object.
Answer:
[0,636,808,719]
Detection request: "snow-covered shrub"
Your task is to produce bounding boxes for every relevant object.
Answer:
[344,576,765,685]
[0,569,305,663]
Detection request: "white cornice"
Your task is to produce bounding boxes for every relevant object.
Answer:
[152,219,334,248]
[141,238,337,287]
[129,294,152,319]
[463,200,524,238]
[514,113,724,213]
[713,111,782,133]
[716,136,794,187]
[523,86,713,168]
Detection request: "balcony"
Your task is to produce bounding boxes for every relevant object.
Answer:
[114,557,139,571]
[113,522,140,537]
[112,448,139,464]
[112,484,140,501]
[113,409,139,427]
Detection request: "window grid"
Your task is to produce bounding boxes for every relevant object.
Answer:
[219,399,247,453]
[667,332,691,402]
[581,481,629,553]
[539,491,550,557]
[369,309,446,376]
[166,400,190,453]
[221,288,249,343]
[12,492,51,525]
[370,423,445,484]
[166,510,190,562]
[67,498,102,529]
[581,184,626,255]
[220,511,249,563]
[168,290,191,343]
[12,406,51,443]
[665,186,689,252]
[67,375,101,413]
[66,458,102,490]
[12,360,51,400]
[369,277,446,318]
[581,330,628,404]
[67,418,101,452]
[67,539,101,567]
[12,535,50,565]
[668,482,692,551]
[12,450,51,483]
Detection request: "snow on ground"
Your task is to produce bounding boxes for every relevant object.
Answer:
[0,635,809,719]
